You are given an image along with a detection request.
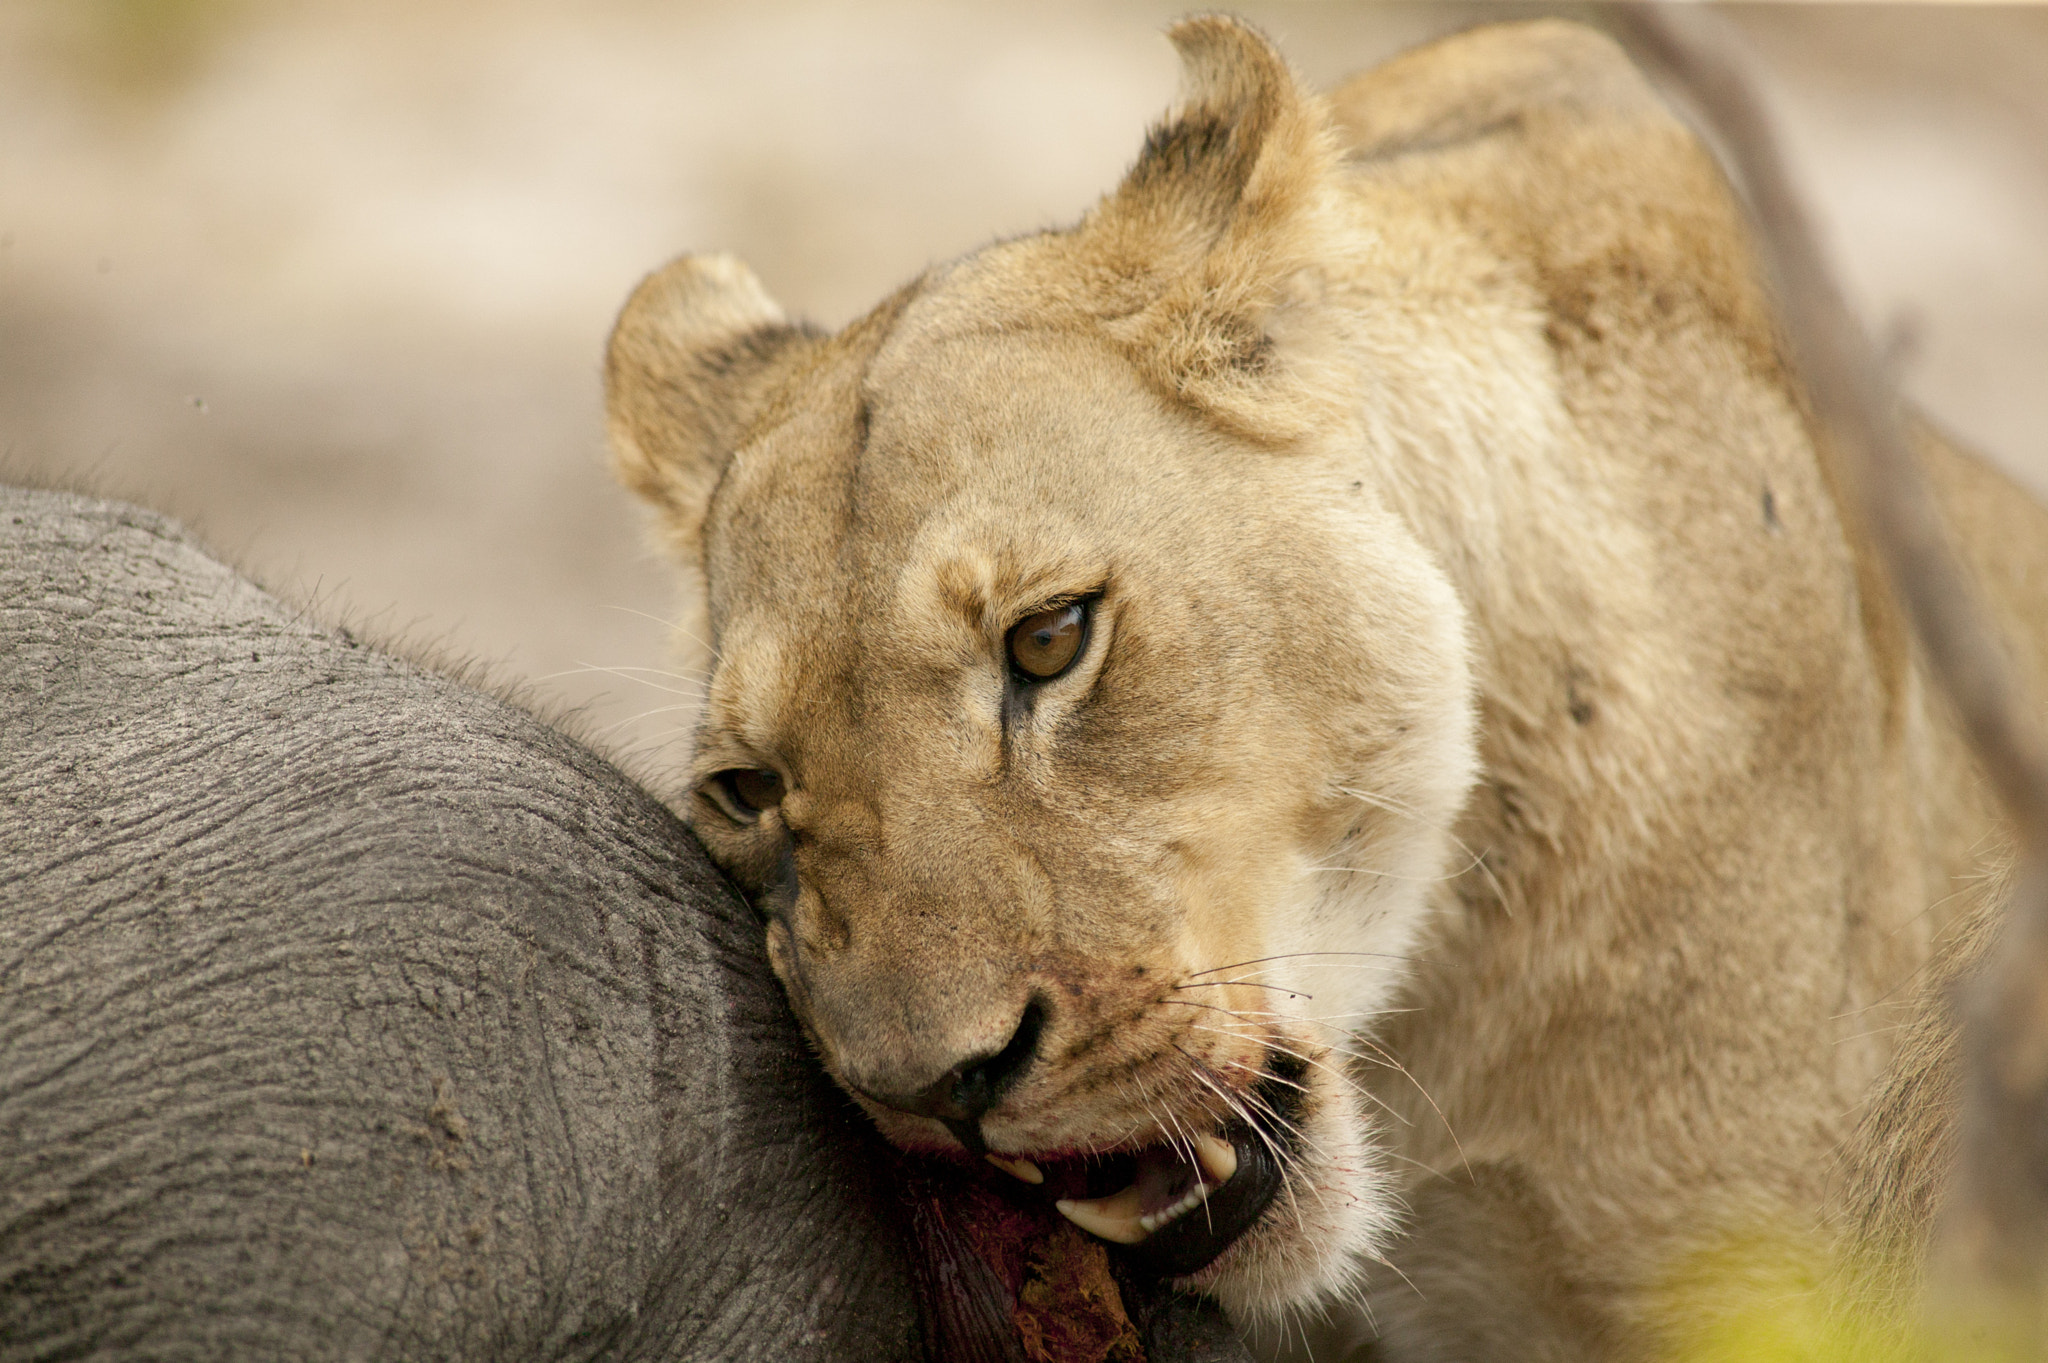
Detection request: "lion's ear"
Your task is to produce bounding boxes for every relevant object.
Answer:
[1077,16,1350,443]
[604,253,813,561]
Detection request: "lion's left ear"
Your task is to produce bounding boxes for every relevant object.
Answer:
[1076,16,1352,443]
[605,253,817,569]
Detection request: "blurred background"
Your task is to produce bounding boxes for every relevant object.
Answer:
[4,0,2044,793]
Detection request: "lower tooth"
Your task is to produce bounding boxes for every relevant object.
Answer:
[1138,1185,1209,1234]
[1055,1187,1149,1244]
[985,1154,1045,1185]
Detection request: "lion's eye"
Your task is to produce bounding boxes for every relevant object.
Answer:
[711,767,784,818]
[1007,601,1089,681]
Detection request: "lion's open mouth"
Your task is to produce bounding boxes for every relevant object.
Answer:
[979,1056,1302,1278]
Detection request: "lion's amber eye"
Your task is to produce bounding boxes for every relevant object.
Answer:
[713,768,784,818]
[1007,602,1089,681]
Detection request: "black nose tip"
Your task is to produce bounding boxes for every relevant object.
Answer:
[865,999,1046,1139]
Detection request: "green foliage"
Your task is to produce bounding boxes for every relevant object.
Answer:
[1661,1231,2040,1363]
[1678,1282,1907,1363]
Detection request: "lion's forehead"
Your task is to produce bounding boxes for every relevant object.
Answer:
[705,325,1224,698]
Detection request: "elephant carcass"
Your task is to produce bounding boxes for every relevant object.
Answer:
[0,486,920,1361]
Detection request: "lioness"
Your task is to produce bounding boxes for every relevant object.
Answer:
[605,17,2048,1360]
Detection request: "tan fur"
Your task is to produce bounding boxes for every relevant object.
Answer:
[606,17,2048,1359]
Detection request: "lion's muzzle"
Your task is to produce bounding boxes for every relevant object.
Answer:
[854,999,1047,1157]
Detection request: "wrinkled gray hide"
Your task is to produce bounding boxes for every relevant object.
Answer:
[0,487,920,1361]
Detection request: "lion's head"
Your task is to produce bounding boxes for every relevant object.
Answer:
[605,17,1478,1318]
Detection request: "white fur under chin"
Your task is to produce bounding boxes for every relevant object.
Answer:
[1199,1056,1399,1329]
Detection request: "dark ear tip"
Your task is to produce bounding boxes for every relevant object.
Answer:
[1153,13,1308,172]
[1164,12,1272,50]
[1163,13,1290,89]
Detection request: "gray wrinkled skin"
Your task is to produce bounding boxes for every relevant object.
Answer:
[0,487,920,1361]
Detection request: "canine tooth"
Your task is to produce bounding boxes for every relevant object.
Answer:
[1193,1132,1238,1185]
[985,1154,1045,1185]
[1055,1187,1149,1245]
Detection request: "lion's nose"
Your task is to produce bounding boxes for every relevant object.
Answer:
[858,998,1045,1145]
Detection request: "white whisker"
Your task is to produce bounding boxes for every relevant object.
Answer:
[1337,783,1509,909]
[596,602,717,654]
[536,661,710,700]
[1183,951,1417,981]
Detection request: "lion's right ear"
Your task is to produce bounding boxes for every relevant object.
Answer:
[1065,16,1353,445]
[604,254,813,563]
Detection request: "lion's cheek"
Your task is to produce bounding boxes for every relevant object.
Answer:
[1154,827,1304,980]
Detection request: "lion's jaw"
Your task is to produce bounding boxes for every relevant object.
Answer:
[679,321,1478,1321]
